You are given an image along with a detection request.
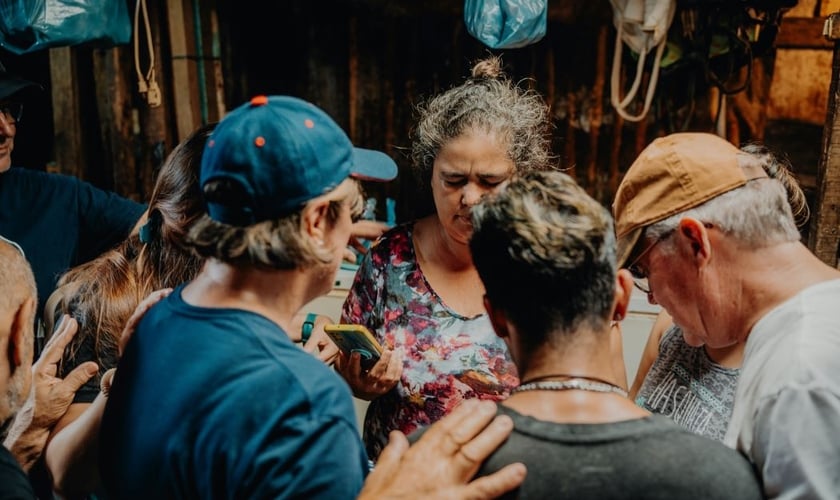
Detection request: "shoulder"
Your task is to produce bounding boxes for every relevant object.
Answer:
[358,222,415,274]
[1,167,80,195]
[626,419,762,497]
[369,223,412,254]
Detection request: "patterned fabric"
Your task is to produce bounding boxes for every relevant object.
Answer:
[635,325,739,442]
[342,223,519,459]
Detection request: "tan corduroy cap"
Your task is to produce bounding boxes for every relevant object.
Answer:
[612,132,767,267]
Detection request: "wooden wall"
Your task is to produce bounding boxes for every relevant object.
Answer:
[3,0,838,259]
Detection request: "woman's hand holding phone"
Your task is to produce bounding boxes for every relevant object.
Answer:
[336,346,403,401]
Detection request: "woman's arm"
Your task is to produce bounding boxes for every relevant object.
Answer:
[45,396,106,496]
[628,310,673,399]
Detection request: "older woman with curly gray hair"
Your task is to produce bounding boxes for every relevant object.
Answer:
[337,56,553,460]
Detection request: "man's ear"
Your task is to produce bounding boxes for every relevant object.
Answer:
[8,296,35,373]
[612,269,634,322]
[301,199,331,246]
[677,217,712,262]
[483,295,509,339]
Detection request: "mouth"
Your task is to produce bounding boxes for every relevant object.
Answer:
[455,215,473,226]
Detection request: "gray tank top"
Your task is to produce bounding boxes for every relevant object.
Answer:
[635,325,739,442]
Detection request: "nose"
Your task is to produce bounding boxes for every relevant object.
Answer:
[461,183,483,206]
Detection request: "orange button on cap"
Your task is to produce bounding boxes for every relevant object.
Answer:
[250,95,268,106]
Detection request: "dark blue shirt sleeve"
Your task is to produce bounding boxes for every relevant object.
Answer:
[74,177,146,262]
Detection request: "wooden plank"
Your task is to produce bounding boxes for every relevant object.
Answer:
[207,4,226,122]
[820,0,840,17]
[48,47,84,179]
[138,0,171,198]
[348,15,358,142]
[92,47,138,199]
[776,17,832,49]
[588,25,607,197]
[767,49,832,124]
[808,34,840,267]
[788,0,818,17]
[167,0,199,141]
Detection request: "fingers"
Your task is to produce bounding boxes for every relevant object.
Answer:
[34,316,80,375]
[39,315,79,361]
[356,431,409,499]
[425,400,498,456]
[384,349,402,381]
[374,430,409,473]
[119,288,172,355]
[456,414,514,467]
[360,350,401,393]
[60,361,99,393]
[342,247,358,264]
[337,349,401,400]
[459,463,527,500]
[364,349,393,380]
[315,341,339,365]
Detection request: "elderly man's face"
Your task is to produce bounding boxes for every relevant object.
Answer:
[0,101,18,174]
[635,231,721,348]
[637,222,742,349]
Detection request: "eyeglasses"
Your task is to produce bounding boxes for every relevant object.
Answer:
[0,102,23,124]
[625,229,674,294]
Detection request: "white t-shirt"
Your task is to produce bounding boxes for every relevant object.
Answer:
[724,279,840,499]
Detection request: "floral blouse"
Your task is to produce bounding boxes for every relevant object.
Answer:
[341,223,519,460]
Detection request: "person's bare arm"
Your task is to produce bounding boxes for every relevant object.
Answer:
[46,394,107,496]
[628,310,672,399]
[609,322,629,391]
[344,220,390,263]
[358,400,526,500]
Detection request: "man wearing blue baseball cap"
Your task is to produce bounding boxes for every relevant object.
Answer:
[98,95,398,498]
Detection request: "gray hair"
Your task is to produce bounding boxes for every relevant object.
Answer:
[186,180,362,269]
[646,145,804,248]
[411,56,551,180]
[470,170,617,353]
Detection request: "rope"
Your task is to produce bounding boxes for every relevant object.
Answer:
[133,0,161,107]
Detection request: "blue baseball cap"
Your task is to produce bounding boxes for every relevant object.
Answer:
[200,95,398,225]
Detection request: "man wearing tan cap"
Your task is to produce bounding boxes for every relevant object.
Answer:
[613,132,840,499]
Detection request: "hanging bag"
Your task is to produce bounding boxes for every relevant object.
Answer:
[464,0,547,49]
[609,0,676,122]
[0,0,131,55]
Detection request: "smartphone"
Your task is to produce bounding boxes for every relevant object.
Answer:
[323,324,383,370]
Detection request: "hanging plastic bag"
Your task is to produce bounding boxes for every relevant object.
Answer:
[464,0,547,49]
[0,0,132,55]
[609,0,676,122]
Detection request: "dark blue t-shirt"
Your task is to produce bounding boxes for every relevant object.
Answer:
[100,285,369,499]
[0,167,145,310]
